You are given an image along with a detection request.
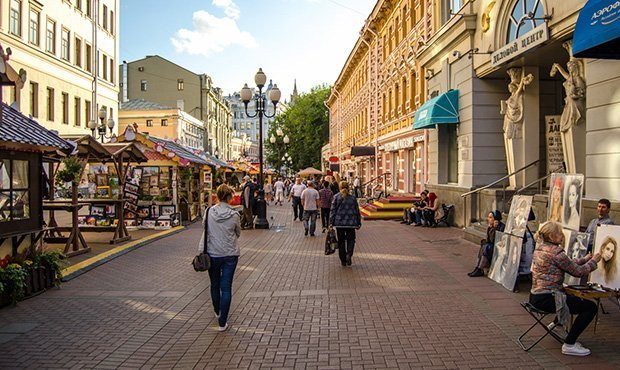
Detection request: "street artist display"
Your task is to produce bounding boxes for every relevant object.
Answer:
[590,224,620,290]
[563,230,590,286]
[505,195,533,238]
[488,232,523,290]
[547,173,584,231]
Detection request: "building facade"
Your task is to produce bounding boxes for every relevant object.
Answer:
[120,55,233,159]
[0,0,119,136]
[118,99,205,151]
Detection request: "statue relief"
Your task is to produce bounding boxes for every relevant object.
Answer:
[550,40,586,133]
[501,67,534,140]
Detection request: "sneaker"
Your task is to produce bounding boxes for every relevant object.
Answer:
[304,229,308,236]
[346,255,352,266]
[562,343,590,356]
[469,268,484,277]
[310,233,315,237]
[218,323,229,332]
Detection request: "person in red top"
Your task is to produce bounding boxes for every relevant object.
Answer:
[529,221,601,357]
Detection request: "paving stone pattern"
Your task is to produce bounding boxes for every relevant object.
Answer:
[0,203,619,369]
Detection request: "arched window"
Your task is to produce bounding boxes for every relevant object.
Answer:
[507,0,545,42]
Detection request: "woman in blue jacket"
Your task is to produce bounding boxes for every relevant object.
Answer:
[329,181,362,266]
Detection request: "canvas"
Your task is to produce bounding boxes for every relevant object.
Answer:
[562,174,584,231]
[505,195,533,238]
[563,229,590,286]
[547,173,565,224]
[590,224,620,289]
[488,232,523,291]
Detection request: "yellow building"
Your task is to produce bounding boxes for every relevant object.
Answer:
[119,99,205,151]
[0,0,119,136]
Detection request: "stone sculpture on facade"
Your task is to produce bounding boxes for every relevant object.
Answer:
[550,40,586,174]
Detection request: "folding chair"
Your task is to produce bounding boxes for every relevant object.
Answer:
[517,302,565,351]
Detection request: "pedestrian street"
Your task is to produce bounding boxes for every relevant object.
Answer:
[0,204,619,369]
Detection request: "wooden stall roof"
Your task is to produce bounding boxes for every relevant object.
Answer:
[102,142,148,163]
[60,135,112,162]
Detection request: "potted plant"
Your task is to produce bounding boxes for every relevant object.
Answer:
[38,251,65,288]
[55,157,84,186]
[0,263,27,306]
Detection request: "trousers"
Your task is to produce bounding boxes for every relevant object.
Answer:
[336,228,356,264]
[208,256,239,327]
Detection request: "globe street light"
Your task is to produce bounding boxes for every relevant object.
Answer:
[240,68,281,229]
[88,106,115,142]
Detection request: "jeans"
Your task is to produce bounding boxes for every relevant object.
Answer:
[292,196,304,220]
[423,209,435,226]
[336,228,356,264]
[208,256,239,327]
[529,293,598,345]
[320,208,330,229]
[303,210,318,235]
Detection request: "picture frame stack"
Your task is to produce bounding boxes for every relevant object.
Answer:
[78,204,117,227]
[123,167,143,228]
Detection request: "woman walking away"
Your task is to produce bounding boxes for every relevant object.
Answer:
[329,181,362,266]
[199,184,241,332]
[319,181,334,233]
[529,221,601,356]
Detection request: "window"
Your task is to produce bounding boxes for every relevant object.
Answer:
[102,54,108,80]
[61,92,68,124]
[507,0,545,42]
[10,0,21,37]
[46,19,56,54]
[102,5,108,30]
[146,119,153,127]
[161,119,168,126]
[75,0,82,11]
[85,43,92,72]
[109,58,114,83]
[85,100,91,127]
[74,97,81,126]
[110,10,114,35]
[61,28,70,61]
[177,79,184,91]
[0,159,30,222]
[74,37,82,67]
[86,0,92,18]
[140,80,147,91]
[29,82,38,118]
[46,87,54,121]
[28,9,39,45]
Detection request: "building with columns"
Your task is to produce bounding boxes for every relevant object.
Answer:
[0,0,119,136]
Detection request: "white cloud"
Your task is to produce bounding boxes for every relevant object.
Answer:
[212,0,240,20]
[171,9,257,57]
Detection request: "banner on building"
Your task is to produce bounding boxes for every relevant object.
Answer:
[545,115,564,172]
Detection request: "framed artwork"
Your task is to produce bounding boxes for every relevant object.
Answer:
[124,219,137,227]
[150,176,159,186]
[125,202,138,212]
[91,165,108,174]
[77,216,87,225]
[96,174,109,187]
[123,210,136,219]
[128,168,143,185]
[160,188,169,197]
[137,206,151,218]
[149,187,160,196]
[488,232,523,291]
[562,174,584,231]
[563,230,590,286]
[547,173,565,224]
[505,195,533,238]
[160,205,176,216]
[96,186,111,198]
[96,218,111,227]
[141,219,156,228]
[590,224,620,289]
[170,212,180,227]
[90,205,105,216]
[105,204,116,216]
[155,219,171,229]
[125,192,138,202]
[112,219,119,226]
[150,205,160,218]
[111,187,120,198]
[124,182,139,194]
[85,216,98,226]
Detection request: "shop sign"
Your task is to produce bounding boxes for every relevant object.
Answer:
[328,156,339,163]
[491,24,549,67]
[545,115,564,172]
[384,136,418,152]
[413,134,425,143]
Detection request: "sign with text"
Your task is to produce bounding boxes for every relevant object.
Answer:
[491,24,549,67]
[545,115,564,172]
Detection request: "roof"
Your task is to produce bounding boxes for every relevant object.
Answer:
[0,104,72,152]
[120,99,174,111]
[60,135,112,162]
[102,142,148,163]
[148,135,210,166]
[143,149,169,161]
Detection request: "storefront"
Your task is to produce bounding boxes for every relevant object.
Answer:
[378,131,426,195]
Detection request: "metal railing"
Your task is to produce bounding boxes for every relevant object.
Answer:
[362,172,391,200]
[460,160,541,226]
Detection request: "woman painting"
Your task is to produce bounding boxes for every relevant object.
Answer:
[329,181,362,267]
[563,178,582,231]
[598,237,618,284]
[549,176,564,223]
[529,221,601,356]
[199,184,241,332]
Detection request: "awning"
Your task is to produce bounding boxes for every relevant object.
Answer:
[350,146,375,156]
[412,89,459,130]
[573,0,620,59]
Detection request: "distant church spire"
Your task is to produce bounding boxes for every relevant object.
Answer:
[290,79,299,105]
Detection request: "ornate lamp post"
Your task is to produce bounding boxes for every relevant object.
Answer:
[240,68,281,229]
[88,106,115,142]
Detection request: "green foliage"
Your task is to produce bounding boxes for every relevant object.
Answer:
[55,157,84,186]
[265,85,331,173]
[0,263,27,304]
[37,251,66,286]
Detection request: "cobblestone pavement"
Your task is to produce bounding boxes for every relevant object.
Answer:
[1,203,619,369]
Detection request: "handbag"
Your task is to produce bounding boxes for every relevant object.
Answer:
[192,207,211,272]
[325,228,338,255]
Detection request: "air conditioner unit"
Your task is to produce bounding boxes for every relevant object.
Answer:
[138,67,144,72]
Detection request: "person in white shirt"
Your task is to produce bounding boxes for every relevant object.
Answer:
[274,178,285,206]
[353,176,361,197]
[288,177,307,221]
[301,181,320,236]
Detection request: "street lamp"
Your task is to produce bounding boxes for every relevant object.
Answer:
[88,106,115,142]
[240,68,281,229]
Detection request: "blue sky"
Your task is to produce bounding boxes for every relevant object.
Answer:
[120,0,376,99]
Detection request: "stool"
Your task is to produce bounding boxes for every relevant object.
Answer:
[517,302,565,351]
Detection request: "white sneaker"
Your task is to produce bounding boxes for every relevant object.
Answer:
[562,343,591,356]
[218,323,229,332]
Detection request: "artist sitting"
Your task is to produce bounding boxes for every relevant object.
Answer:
[585,198,614,252]
[401,190,428,225]
[468,210,505,277]
[422,192,442,227]
[529,221,601,357]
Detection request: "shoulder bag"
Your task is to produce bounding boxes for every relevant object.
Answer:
[192,207,211,272]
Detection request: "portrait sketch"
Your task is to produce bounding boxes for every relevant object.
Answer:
[563,229,589,286]
[547,173,565,223]
[505,195,533,238]
[488,232,523,291]
[590,224,620,289]
[562,174,584,231]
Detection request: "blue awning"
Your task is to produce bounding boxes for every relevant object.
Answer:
[412,89,459,130]
[573,0,620,59]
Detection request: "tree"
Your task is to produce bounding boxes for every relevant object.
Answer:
[265,85,330,175]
